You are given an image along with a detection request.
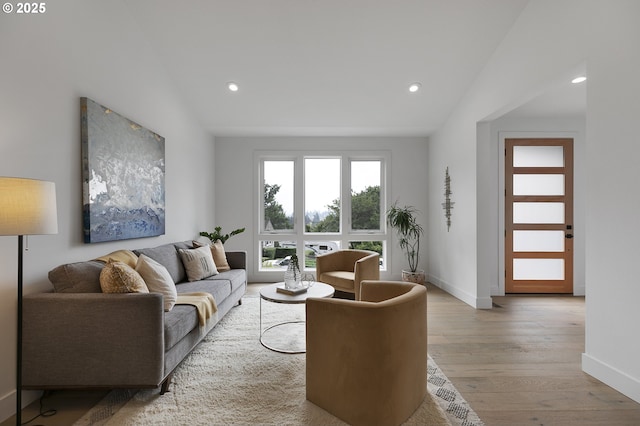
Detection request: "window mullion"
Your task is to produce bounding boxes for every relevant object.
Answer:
[294,155,305,256]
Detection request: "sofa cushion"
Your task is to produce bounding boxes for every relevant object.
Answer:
[163,280,232,350]
[49,260,104,293]
[176,279,231,303]
[178,246,218,282]
[204,269,246,294]
[136,254,178,311]
[100,260,149,294]
[135,243,186,284]
[163,305,199,351]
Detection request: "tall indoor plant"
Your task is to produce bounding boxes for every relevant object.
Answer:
[386,202,425,284]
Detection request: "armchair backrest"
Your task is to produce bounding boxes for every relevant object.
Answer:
[305,280,427,425]
[359,279,421,303]
[316,249,377,272]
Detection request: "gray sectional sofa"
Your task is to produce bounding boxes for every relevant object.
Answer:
[21,240,247,393]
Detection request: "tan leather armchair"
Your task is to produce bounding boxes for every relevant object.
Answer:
[315,249,379,300]
[306,280,428,426]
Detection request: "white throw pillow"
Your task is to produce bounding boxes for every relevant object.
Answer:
[178,245,218,281]
[136,254,178,311]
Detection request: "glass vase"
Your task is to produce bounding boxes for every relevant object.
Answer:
[284,261,302,290]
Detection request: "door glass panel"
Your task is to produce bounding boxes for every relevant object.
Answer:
[513,259,564,280]
[513,202,564,224]
[513,146,564,167]
[513,174,564,196]
[513,231,564,252]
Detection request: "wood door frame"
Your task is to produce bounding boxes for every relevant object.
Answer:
[505,138,574,294]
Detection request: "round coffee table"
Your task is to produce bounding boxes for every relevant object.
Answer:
[259,282,334,354]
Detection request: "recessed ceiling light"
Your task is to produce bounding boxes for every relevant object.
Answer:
[571,76,587,84]
[227,82,239,92]
[408,82,422,93]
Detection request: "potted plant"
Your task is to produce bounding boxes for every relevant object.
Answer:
[386,202,425,284]
[199,226,245,244]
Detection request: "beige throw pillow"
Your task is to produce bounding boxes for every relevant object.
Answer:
[193,240,231,272]
[136,254,178,311]
[100,260,149,294]
[94,249,139,268]
[178,245,218,281]
[210,240,231,272]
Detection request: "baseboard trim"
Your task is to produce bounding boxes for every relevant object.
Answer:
[0,389,41,423]
[582,353,640,404]
[428,274,492,309]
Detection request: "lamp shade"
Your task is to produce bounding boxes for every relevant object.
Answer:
[0,177,58,236]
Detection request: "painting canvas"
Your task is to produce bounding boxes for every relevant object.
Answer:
[81,97,165,243]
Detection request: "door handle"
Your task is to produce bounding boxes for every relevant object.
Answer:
[566,234,574,239]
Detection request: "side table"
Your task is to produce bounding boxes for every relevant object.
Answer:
[259,281,334,353]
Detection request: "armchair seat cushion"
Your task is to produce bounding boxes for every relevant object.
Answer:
[318,271,355,292]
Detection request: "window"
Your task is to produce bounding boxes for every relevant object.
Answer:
[305,158,341,233]
[262,160,294,232]
[256,152,388,273]
[350,160,382,231]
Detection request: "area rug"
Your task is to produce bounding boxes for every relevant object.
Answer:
[74,297,482,426]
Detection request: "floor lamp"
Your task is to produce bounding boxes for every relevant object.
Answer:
[0,177,58,426]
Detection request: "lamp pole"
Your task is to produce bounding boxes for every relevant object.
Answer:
[16,235,24,426]
[0,177,58,426]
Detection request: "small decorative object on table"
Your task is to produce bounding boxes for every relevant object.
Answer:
[301,272,315,289]
[276,284,307,295]
[283,253,302,290]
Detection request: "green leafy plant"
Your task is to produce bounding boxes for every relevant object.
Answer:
[199,226,245,244]
[386,203,424,272]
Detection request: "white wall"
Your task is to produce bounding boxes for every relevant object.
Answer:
[213,137,428,283]
[580,0,640,403]
[428,0,640,403]
[0,2,214,420]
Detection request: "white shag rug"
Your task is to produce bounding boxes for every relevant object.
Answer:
[74,297,482,426]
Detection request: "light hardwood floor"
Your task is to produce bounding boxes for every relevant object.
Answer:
[426,284,640,425]
[3,283,640,425]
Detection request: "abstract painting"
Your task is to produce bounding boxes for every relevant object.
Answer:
[81,97,165,243]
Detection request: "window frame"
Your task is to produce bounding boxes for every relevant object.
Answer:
[255,150,390,275]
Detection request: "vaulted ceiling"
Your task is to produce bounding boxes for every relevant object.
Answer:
[124,0,584,137]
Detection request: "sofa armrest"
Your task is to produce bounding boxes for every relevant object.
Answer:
[22,292,165,389]
[225,250,247,270]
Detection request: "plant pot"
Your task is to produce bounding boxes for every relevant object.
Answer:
[402,270,425,285]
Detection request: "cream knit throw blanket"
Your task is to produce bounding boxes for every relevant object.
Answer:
[176,292,217,326]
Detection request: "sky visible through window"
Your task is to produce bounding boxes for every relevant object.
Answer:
[264,159,380,215]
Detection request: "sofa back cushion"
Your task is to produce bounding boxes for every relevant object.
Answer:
[134,243,186,283]
[49,260,104,293]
